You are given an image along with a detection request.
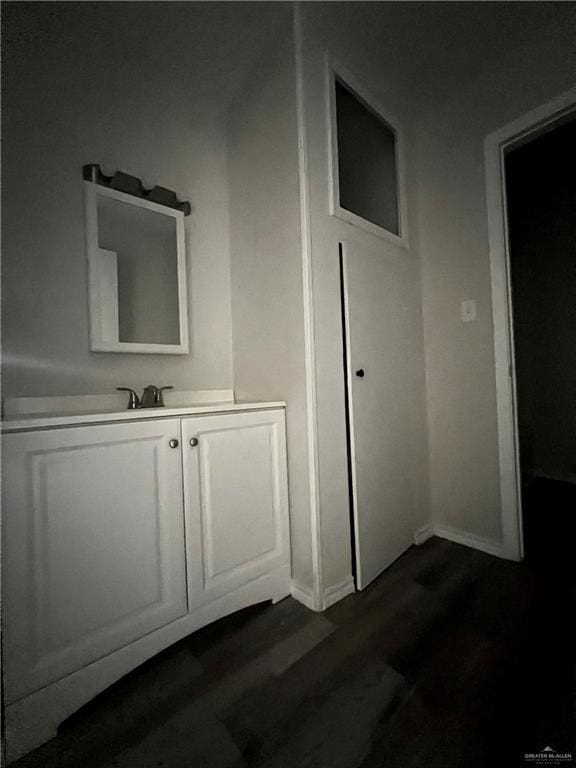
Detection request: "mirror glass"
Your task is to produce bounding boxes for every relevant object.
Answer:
[98,196,179,344]
[86,183,189,354]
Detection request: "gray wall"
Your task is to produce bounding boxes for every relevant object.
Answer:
[416,5,576,541]
[227,21,315,590]
[4,2,575,578]
[299,3,431,594]
[1,3,284,398]
[296,1,576,565]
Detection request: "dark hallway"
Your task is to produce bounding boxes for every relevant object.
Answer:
[505,115,576,564]
[499,115,576,766]
[522,477,576,571]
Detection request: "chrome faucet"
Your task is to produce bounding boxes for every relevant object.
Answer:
[117,387,140,409]
[140,385,173,408]
[117,385,173,409]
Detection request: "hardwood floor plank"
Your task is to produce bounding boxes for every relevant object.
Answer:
[13,530,576,768]
[103,702,245,768]
[258,659,404,768]
[198,615,336,713]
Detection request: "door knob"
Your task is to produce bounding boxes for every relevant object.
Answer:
[169,439,179,448]
[355,368,365,378]
[189,437,199,447]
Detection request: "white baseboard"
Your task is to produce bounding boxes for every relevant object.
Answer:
[433,524,505,559]
[321,578,355,610]
[414,525,434,546]
[292,524,506,614]
[290,577,355,612]
[290,581,319,611]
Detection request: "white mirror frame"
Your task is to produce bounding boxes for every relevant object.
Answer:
[85,181,189,354]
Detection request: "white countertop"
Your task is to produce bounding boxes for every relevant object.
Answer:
[1,401,286,433]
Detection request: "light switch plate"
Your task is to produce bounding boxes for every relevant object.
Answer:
[461,299,477,322]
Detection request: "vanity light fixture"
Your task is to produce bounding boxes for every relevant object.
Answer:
[83,164,191,215]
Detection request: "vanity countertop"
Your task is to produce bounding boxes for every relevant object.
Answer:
[1,400,286,433]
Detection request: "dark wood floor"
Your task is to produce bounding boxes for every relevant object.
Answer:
[14,504,576,768]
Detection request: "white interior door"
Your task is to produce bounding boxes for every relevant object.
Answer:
[341,239,418,589]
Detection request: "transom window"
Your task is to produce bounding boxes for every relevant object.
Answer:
[329,64,407,247]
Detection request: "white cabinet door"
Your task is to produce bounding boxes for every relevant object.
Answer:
[182,409,290,608]
[2,419,187,703]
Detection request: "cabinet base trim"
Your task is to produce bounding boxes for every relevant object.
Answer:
[322,577,355,609]
[290,577,355,612]
[290,580,318,611]
[4,565,290,765]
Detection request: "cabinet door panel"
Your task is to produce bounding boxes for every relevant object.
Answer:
[2,419,186,703]
[182,410,289,607]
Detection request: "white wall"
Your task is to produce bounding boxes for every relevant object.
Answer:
[296,2,575,576]
[4,1,574,606]
[227,18,316,593]
[1,3,283,398]
[299,4,431,598]
[417,5,576,542]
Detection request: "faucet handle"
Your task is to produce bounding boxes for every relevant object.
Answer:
[140,385,173,408]
[117,387,141,410]
[157,385,173,406]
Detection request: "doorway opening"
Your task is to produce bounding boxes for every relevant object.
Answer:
[504,114,576,568]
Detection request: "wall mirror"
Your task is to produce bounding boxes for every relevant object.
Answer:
[85,181,189,354]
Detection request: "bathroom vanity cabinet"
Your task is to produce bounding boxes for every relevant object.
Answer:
[2,403,290,763]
